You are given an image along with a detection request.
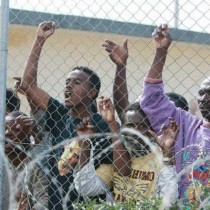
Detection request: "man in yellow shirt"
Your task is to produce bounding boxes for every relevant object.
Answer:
[59,98,178,206]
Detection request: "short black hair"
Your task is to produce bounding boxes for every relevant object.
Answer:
[6,88,20,112]
[166,92,189,111]
[124,101,142,113]
[124,101,152,129]
[72,66,101,99]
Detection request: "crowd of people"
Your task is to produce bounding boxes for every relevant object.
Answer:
[2,21,210,210]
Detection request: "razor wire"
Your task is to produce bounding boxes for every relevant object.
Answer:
[1,0,210,209]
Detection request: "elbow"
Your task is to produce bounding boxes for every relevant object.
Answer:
[19,82,37,95]
[19,82,29,93]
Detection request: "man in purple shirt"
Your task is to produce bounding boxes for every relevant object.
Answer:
[140,24,210,206]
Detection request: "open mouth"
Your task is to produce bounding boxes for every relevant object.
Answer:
[65,91,73,97]
[65,90,74,102]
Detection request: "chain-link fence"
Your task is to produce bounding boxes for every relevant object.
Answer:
[1,0,210,209]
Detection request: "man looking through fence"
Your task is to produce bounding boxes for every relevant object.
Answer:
[4,111,35,209]
[140,24,210,206]
[61,97,178,206]
[19,21,112,209]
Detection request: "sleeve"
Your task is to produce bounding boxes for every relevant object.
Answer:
[74,161,113,197]
[140,80,180,135]
[155,165,178,205]
[140,80,202,150]
[95,163,114,190]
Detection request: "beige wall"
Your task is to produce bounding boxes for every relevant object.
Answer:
[8,24,209,116]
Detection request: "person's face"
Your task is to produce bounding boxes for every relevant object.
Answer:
[122,110,151,152]
[5,116,28,154]
[64,70,93,108]
[197,87,210,121]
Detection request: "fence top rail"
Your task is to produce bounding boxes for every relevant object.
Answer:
[9,8,210,45]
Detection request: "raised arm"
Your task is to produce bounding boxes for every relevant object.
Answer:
[146,24,172,80]
[76,117,94,170]
[149,118,179,204]
[140,24,183,136]
[19,21,55,111]
[58,118,111,197]
[148,117,179,162]
[102,39,129,124]
[98,96,131,176]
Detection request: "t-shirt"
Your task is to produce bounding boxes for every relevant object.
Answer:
[45,97,112,209]
[98,153,163,201]
[113,152,162,201]
[74,148,177,205]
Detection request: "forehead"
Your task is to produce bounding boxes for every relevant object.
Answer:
[67,70,90,81]
[124,110,144,124]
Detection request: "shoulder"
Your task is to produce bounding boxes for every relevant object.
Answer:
[47,97,69,115]
[92,113,110,133]
[48,97,64,108]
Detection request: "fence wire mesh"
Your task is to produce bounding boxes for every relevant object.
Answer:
[1,0,210,209]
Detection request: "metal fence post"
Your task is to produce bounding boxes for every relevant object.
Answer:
[174,0,179,28]
[0,0,10,209]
